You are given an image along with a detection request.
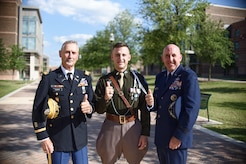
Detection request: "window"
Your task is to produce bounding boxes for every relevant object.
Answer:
[234,42,239,49]
[22,16,36,35]
[22,37,36,50]
[235,29,240,37]
[22,16,36,50]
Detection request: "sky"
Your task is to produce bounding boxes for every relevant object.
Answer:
[22,0,246,67]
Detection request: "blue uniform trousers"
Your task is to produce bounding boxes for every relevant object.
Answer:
[49,146,88,164]
[157,147,187,164]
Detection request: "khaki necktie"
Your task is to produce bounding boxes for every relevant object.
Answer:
[119,72,124,88]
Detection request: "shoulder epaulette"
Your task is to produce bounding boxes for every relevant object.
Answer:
[84,70,90,76]
[42,71,49,76]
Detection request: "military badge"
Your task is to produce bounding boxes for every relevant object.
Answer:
[78,78,88,87]
[170,94,177,101]
[169,78,182,90]
[130,87,141,101]
[78,78,88,94]
[51,85,64,91]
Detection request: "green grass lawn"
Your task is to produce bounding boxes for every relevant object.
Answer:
[198,81,246,143]
[0,80,32,98]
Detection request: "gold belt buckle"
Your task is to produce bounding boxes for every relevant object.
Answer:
[119,115,126,124]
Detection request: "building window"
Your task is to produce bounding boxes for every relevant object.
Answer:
[22,37,36,50]
[22,16,36,50]
[22,16,36,35]
[234,42,239,49]
[235,29,240,37]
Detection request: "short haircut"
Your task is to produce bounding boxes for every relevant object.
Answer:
[113,42,129,49]
[60,40,78,50]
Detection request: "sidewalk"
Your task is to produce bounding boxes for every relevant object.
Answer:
[0,81,245,164]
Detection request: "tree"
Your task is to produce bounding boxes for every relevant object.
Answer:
[106,10,141,64]
[7,45,26,79]
[0,38,8,71]
[77,30,111,70]
[138,0,209,71]
[78,10,141,72]
[192,19,234,81]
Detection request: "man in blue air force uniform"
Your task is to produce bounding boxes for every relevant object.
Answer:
[32,40,94,164]
[145,44,200,164]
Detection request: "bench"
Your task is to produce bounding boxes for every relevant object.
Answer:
[200,93,212,121]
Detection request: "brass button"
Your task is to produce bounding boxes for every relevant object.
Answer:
[49,124,53,127]
[70,93,73,96]
[70,100,73,103]
[71,115,74,119]
[70,108,74,111]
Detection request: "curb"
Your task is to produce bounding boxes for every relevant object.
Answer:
[0,80,38,102]
[194,124,246,149]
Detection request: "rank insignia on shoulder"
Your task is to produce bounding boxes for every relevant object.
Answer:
[42,71,49,76]
[84,70,90,76]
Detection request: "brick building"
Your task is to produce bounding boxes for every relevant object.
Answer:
[199,5,246,78]
[228,20,246,77]
[0,0,48,80]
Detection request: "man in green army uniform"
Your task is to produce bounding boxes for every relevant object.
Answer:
[94,42,151,164]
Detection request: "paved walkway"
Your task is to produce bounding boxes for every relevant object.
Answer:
[0,81,245,164]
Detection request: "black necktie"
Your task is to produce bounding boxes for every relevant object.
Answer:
[67,73,72,85]
[166,73,172,83]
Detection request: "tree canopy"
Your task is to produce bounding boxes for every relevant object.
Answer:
[77,10,141,72]
[0,38,8,71]
[76,1,234,79]
[138,0,209,69]
[192,19,234,80]
[7,45,26,78]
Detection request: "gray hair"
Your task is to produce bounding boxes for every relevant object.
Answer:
[60,40,78,50]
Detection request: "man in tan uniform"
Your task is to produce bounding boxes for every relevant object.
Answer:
[94,42,151,164]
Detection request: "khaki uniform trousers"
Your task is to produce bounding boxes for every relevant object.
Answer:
[96,119,148,164]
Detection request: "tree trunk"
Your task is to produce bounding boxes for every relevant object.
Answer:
[208,64,212,81]
[12,69,15,80]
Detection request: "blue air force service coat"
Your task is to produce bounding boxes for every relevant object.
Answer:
[153,65,200,149]
[32,67,93,151]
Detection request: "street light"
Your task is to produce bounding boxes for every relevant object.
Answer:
[109,33,114,72]
[110,33,115,43]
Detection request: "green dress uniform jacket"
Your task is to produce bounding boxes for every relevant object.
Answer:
[32,67,94,151]
[94,69,150,136]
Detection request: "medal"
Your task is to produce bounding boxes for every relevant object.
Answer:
[170,94,177,101]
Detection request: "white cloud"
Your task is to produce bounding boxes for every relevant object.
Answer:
[53,33,93,46]
[26,0,122,25]
[43,40,50,47]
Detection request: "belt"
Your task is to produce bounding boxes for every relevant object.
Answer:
[106,113,136,124]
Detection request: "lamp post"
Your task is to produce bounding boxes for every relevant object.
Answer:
[109,33,115,72]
